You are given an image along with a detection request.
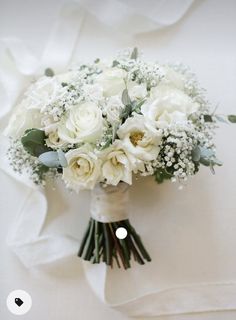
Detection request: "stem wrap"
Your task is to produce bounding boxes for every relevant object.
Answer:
[90,183,129,223]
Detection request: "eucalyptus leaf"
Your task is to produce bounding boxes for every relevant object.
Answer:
[120,104,132,121]
[215,115,228,123]
[154,169,172,184]
[21,129,50,157]
[130,47,138,60]
[199,146,214,159]
[132,99,146,114]
[112,60,119,67]
[121,89,131,106]
[204,114,213,122]
[228,115,236,123]
[57,149,68,167]
[39,151,61,168]
[45,68,54,77]
[192,146,201,162]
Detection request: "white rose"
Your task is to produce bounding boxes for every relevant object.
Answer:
[4,99,42,138]
[117,115,162,168]
[96,67,127,97]
[58,101,103,144]
[104,96,124,123]
[128,82,147,100]
[62,145,101,191]
[142,86,199,129]
[100,141,132,186]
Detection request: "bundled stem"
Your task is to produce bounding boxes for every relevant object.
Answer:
[78,218,151,269]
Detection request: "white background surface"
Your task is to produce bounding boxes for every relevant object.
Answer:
[0,0,236,319]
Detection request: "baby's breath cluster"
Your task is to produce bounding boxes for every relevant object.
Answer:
[7,139,47,185]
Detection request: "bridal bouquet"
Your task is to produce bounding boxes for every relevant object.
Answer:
[5,48,236,269]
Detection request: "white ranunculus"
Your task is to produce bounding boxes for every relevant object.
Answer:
[58,101,103,144]
[142,86,199,129]
[100,142,132,186]
[62,145,101,191]
[4,99,43,138]
[128,82,147,100]
[96,67,127,97]
[83,84,104,102]
[117,115,162,168]
[104,96,124,123]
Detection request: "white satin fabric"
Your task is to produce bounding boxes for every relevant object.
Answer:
[1,1,236,318]
[91,184,129,223]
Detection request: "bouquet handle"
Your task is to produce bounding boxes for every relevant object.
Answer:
[78,183,151,269]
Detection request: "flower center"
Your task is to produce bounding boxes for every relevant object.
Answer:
[130,131,144,146]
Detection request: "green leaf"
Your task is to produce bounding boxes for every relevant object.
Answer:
[192,146,201,162]
[112,60,119,67]
[57,149,68,167]
[204,114,213,122]
[21,129,50,157]
[199,146,214,159]
[131,99,146,114]
[199,146,223,168]
[215,115,228,123]
[121,89,131,106]
[44,68,54,77]
[130,47,138,60]
[39,151,60,168]
[120,104,132,121]
[39,150,68,168]
[154,169,173,184]
[228,115,236,123]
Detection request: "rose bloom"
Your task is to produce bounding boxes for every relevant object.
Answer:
[96,67,127,97]
[62,145,101,192]
[117,115,162,170]
[100,141,133,186]
[58,101,103,144]
[4,98,43,138]
[142,86,199,129]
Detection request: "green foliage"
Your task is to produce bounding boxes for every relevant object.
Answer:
[154,169,173,184]
[121,88,131,106]
[21,129,50,157]
[193,146,223,172]
[203,114,213,122]
[112,60,119,67]
[191,146,201,162]
[215,115,228,123]
[130,47,138,60]
[38,150,68,168]
[44,68,54,77]
[228,115,236,123]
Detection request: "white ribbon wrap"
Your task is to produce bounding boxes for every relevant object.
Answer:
[90,184,129,223]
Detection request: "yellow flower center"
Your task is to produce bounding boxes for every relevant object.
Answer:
[130,131,144,146]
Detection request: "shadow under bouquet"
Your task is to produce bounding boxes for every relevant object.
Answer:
[5,48,236,269]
